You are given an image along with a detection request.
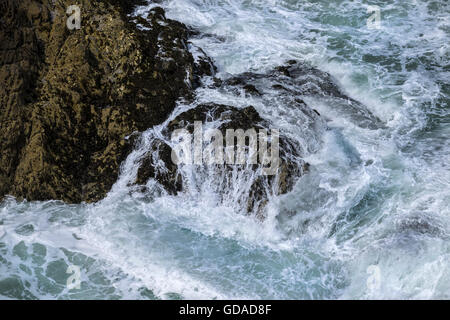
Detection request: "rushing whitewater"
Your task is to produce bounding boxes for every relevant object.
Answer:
[0,0,449,299]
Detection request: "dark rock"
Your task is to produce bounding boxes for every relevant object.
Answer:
[136,139,182,195]
[243,84,261,96]
[274,66,291,77]
[135,103,308,216]
[397,214,447,238]
[0,0,200,203]
[167,103,267,134]
[220,61,385,129]
[272,84,287,90]
[190,45,217,87]
[148,6,166,20]
[187,29,227,43]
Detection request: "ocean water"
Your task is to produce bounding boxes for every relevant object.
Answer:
[0,0,449,299]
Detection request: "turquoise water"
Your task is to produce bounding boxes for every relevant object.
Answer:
[0,0,449,299]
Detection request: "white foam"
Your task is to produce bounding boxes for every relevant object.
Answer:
[0,0,448,300]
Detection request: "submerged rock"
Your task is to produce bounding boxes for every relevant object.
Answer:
[0,1,198,202]
[135,138,182,195]
[220,60,385,129]
[135,103,308,216]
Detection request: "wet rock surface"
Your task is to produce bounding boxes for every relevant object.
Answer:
[135,103,308,216]
[218,60,385,129]
[0,0,198,202]
[135,138,182,195]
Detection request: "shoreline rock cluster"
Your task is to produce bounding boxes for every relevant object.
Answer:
[0,0,200,202]
[1,1,378,212]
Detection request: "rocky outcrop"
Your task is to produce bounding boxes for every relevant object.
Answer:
[216,60,385,130]
[0,1,329,212]
[0,0,199,202]
[135,103,308,215]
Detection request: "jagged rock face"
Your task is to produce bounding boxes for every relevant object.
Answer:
[218,60,385,130]
[135,138,182,195]
[136,103,308,216]
[0,1,198,202]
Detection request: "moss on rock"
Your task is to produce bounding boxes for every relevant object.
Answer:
[0,0,197,202]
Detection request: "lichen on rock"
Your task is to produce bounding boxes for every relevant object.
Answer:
[0,0,199,202]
